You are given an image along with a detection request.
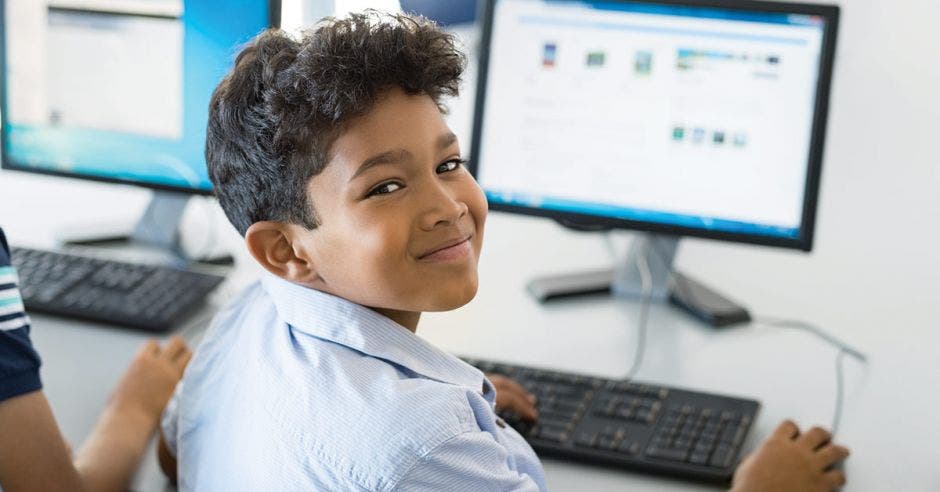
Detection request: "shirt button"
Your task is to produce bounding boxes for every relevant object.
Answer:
[496,418,507,429]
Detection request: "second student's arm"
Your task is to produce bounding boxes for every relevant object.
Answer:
[0,338,191,492]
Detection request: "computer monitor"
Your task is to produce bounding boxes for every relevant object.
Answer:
[470,0,838,303]
[0,0,279,258]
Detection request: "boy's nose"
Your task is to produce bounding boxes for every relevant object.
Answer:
[419,185,469,231]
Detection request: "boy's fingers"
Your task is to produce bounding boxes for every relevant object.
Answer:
[162,336,188,359]
[822,469,847,489]
[175,350,193,372]
[498,389,538,421]
[488,374,535,401]
[139,339,160,357]
[170,344,192,362]
[508,380,535,405]
[798,426,831,450]
[772,420,800,440]
[815,444,850,468]
[174,347,193,363]
[500,377,528,394]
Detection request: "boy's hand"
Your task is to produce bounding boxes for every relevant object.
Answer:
[486,374,539,422]
[731,420,849,492]
[108,336,192,424]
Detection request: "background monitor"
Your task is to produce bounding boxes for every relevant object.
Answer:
[0,0,279,195]
[470,0,839,252]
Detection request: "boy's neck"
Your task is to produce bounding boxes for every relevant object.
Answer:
[370,307,421,333]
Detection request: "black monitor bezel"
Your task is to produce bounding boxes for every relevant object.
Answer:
[0,0,281,197]
[469,0,839,252]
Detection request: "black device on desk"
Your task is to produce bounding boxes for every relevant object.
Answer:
[11,247,223,332]
[466,358,760,484]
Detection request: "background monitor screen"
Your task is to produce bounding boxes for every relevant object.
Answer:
[471,0,838,250]
[1,0,275,193]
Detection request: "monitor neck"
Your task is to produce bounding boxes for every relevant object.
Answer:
[131,191,190,253]
[612,234,679,300]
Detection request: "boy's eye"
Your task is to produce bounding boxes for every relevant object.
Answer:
[366,182,402,197]
[436,158,467,174]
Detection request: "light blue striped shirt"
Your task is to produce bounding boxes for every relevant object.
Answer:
[161,273,546,491]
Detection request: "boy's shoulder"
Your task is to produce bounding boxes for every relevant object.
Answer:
[170,280,492,491]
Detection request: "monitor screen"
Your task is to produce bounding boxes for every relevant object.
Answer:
[0,0,275,194]
[471,0,838,250]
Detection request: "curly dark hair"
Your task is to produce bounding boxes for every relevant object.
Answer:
[206,11,466,236]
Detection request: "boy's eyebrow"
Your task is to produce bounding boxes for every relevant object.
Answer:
[351,149,409,181]
[351,132,458,181]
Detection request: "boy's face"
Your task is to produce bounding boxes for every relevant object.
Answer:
[297,88,487,315]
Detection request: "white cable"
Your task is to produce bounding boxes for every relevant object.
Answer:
[755,317,866,437]
[831,348,847,436]
[624,237,653,380]
[755,316,867,363]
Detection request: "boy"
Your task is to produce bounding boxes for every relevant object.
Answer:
[0,226,192,491]
[159,12,849,491]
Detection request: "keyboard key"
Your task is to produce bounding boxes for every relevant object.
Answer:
[574,431,598,448]
[647,445,689,462]
[689,451,710,465]
[617,440,641,455]
[536,426,568,443]
[598,435,620,451]
[709,444,736,469]
[720,423,742,445]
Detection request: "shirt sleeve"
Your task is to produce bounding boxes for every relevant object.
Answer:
[0,228,42,403]
[394,431,543,492]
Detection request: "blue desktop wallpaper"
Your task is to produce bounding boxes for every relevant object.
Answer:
[2,0,271,192]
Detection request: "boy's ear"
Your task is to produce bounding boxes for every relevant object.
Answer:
[244,221,322,285]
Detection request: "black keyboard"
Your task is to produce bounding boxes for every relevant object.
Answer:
[465,358,760,484]
[10,247,225,332]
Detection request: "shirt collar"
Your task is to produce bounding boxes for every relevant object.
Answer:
[261,273,490,396]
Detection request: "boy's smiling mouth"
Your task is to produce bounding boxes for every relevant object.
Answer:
[417,235,473,262]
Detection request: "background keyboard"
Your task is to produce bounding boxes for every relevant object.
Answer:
[11,247,224,332]
[465,358,760,484]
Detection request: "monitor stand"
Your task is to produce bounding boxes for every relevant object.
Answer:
[57,190,235,266]
[527,233,751,327]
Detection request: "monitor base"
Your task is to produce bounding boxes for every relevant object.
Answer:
[57,191,235,267]
[527,234,750,327]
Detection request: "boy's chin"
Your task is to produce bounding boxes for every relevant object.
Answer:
[423,281,479,312]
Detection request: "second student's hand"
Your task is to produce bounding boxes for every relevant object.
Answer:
[731,420,849,492]
[485,374,539,422]
[108,336,193,425]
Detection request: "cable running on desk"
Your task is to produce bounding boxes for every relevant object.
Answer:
[755,317,866,437]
